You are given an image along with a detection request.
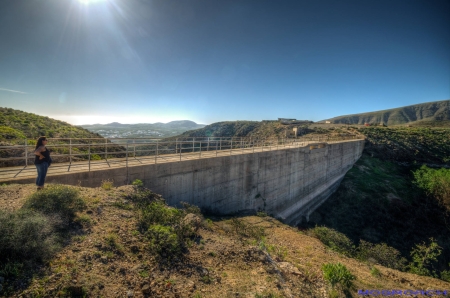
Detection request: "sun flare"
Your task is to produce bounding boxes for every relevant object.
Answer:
[77,0,106,5]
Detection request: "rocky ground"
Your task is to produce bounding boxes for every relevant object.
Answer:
[0,183,449,298]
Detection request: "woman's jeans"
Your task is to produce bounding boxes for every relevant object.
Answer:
[35,162,49,187]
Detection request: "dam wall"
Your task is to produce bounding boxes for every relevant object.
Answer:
[5,139,364,225]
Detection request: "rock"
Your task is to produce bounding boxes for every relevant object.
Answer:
[66,285,84,296]
[127,290,134,297]
[100,256,108,264]
[141,284,151,295]
[277,262,302,276]
[182,214,202,233]
[131,245,140,253]
[185,280,195,292]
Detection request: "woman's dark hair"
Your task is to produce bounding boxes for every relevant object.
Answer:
[35,136,47,150]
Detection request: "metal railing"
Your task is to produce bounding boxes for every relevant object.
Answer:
[0,135,363,179]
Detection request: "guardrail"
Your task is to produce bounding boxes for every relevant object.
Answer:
[0,135,363,179]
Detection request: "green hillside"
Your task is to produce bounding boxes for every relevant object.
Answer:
[324,99,450,126]
[0,107,102,140]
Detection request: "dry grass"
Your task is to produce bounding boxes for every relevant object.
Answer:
[0,184,449,298]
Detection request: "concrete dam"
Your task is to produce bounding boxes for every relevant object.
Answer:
[1,138,364,225]
[138,139,364,225]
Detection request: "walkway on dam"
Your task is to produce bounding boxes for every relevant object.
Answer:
[0,137,361,183]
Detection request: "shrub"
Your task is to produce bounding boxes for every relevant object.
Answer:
[104,233,124,253]
[139,200,183,230]
[128,186,159,208]
[322,262,355,290]
[75,214,92,228]
[229,218,265,240]
[357,240,406,270]
[132,179,144,189]
[101,179,113,190]
[413,165,450,211]
[0,209,61,265]
[408,238,442,277]
[146,224,182,258]
[441,267,450,282]
[311,227,355,257]
[23,185,86,225]
[370,266,381,278]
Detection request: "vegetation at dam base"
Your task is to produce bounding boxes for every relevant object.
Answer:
[306,142,450,285]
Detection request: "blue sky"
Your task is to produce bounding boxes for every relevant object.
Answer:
[0,0,449,125]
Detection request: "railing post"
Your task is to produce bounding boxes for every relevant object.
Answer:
[230,138,233,155]
[133,139,136,159]
[179,139,182,161]
[105,138,108,161]
[192,138,195,153]
[69,138,72,166]
[220,138,222,151]
[207,137,210,153]
[216,138,218,157]
[176,138,178,154]
[25,139,28,167]
[155,140,158,164]
[199,140,202,158]
[88,143,91,172]
[126,142,129,168]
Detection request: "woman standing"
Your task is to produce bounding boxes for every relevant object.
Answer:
[34,136,51,190]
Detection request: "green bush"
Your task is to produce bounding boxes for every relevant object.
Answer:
[370,266,381,278]
[139,200,183,230]
[311,227,355,257]
[440,267,450,282]
[132,179,144,188]
[127,186,159,208]
[146,224,182,258]
[0,209,60,265]
[408,238,442,277]
[322,262,355,290]
[357,240,406,270]
[413,165,450,211]
[23,185,86,225]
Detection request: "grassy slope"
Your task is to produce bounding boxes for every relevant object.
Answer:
[1,184,448,298]
[0,107,102,140]
[324,99,450,126]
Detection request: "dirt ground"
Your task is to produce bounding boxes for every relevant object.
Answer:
[0,183,449,298]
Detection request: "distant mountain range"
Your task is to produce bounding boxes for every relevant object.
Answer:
[80,120,205,138]
[323,99,450,126]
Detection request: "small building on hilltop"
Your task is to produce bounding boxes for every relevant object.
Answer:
[278,118,313,125]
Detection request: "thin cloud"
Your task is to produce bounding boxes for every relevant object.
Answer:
[0,88,28,94]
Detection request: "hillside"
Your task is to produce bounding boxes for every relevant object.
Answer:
[81,121,205,138]
[167,121,349,140]
[323,100,450,126]
[1,183,448,298]
[0,107,102,140]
